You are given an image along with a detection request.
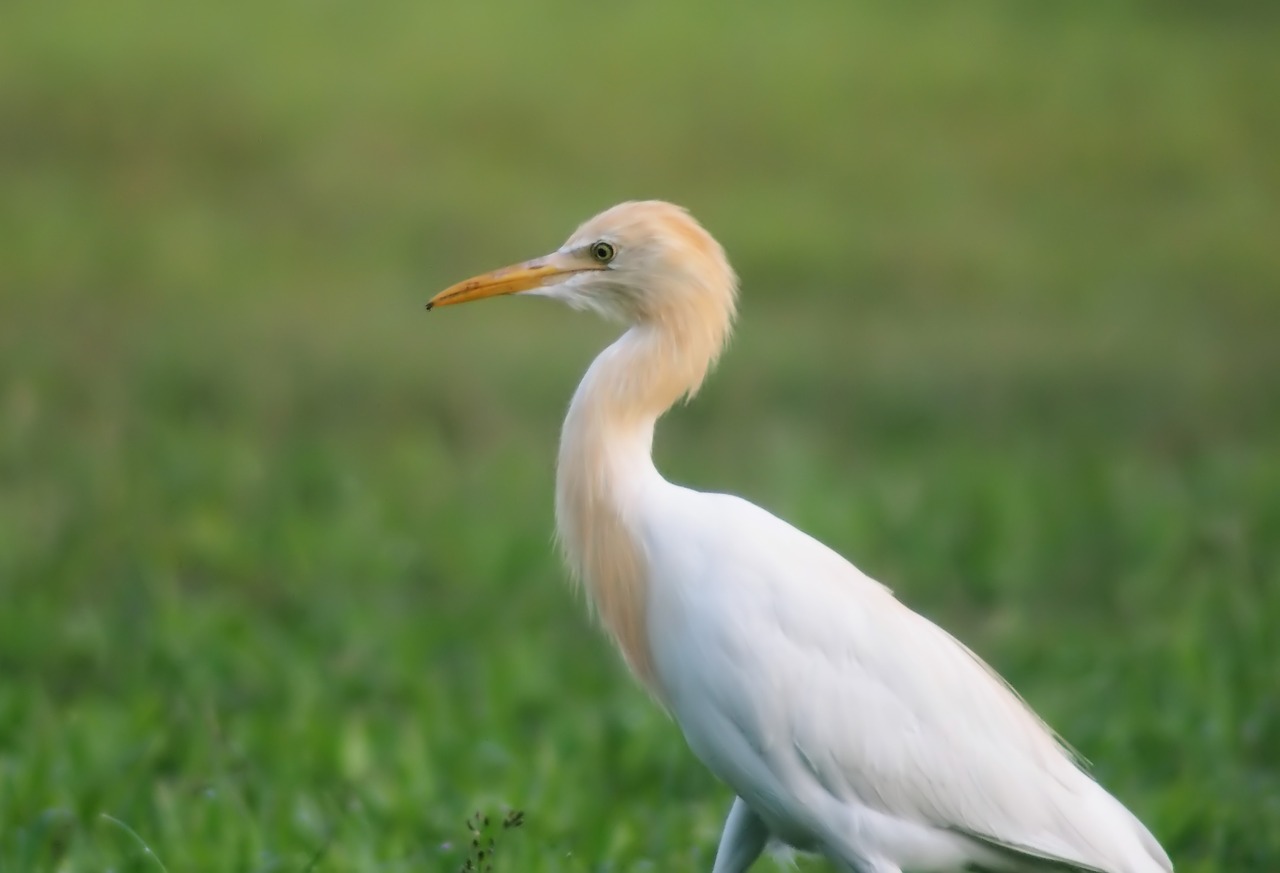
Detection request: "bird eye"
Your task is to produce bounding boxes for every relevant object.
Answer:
[590,241,616,264]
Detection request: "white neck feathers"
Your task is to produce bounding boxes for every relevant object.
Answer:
[554,315,729,694]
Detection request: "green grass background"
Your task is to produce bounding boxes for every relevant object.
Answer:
[2,2,1279,870]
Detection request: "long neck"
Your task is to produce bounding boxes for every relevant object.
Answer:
[555,318,725,693]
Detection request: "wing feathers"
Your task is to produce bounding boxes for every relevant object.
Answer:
[954,826,1112,873]
[647,492,1171,873]
[767,554,1164,872]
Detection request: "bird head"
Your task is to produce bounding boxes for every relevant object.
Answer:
[428,201,738,328]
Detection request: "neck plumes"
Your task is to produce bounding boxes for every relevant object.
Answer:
[555,303,732,694]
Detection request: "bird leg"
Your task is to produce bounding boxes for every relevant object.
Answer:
[710,796,769,873]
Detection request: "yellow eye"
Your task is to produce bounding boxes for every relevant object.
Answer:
[590,241,616,264]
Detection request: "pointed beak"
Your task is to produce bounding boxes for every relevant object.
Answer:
[427,251,599,311]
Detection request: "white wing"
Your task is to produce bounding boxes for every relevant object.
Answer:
[643,488,1172,873]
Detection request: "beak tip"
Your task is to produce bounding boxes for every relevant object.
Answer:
[424,301,435,311]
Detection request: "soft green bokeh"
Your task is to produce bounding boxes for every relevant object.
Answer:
[2,2,1278,871]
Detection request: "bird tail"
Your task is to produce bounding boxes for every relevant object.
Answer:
[957,785,1172,873]
[1106,792,1173,873]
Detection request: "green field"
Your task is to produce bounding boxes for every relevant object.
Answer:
[2,3,1279,871]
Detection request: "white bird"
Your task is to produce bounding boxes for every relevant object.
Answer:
[427,201,1173,873]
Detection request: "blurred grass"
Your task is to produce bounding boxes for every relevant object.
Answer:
[2,2,1279,871]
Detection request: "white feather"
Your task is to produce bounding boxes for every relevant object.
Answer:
[640,484,1171,873]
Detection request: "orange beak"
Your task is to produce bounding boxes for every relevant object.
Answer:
[427,251,600,311]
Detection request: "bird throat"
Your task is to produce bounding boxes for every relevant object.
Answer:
[553,325,717,696]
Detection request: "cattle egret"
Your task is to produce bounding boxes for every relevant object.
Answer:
[427,201,1172,873]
